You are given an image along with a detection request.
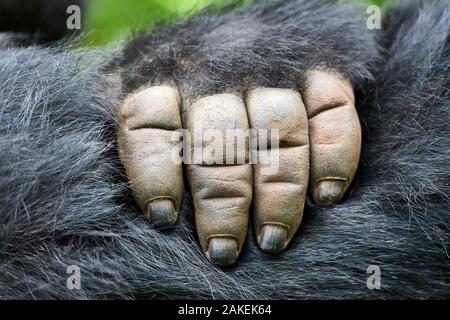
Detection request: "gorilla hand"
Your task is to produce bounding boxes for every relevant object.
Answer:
[117,70,360,266]
[115,0,375,267]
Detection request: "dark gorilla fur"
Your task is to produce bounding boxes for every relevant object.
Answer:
[0,0,448,299]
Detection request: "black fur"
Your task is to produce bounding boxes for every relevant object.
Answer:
[0,0,449,299]
[119,0,378,104]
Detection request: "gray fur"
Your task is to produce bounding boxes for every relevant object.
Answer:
[0,0,449,299]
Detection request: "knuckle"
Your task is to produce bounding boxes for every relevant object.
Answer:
[303,70,355,119]
[119,86,182,131]
[186,93,250,165]
[246,87,308,148]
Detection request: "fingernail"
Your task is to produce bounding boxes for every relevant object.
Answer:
[147,199,178,228]
[207,237,238,267]
[314,180,345,207]
[258,225,288,254]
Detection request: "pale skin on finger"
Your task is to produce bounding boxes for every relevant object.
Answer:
[184,94,253,267]
[117,86,184,228]
[246,88,309,254]
[302,70,361,207]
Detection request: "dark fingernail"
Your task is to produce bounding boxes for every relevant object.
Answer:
[207,237,238,267]
[147,199,178,228]
[258,225,287,254]
[314,180,345,207]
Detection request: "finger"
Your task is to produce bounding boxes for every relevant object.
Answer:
[185,94,253,267]
[303,70,361,206]
[246,88,309,254]
[117,86,184,227]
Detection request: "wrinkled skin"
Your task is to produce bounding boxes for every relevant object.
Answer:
[114,0,375,268]
[117,70,361,266]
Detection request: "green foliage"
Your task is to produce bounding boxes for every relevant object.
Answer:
[84,0,223,46]
[83,0,393,46]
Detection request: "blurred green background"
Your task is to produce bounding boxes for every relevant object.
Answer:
[84,0,394,46]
